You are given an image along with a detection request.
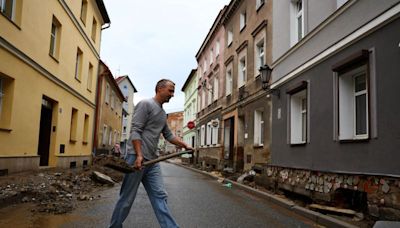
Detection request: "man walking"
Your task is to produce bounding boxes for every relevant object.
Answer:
[109,79,192,228]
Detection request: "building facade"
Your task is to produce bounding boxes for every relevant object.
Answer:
[163,111,183,154]
[93,61,125,155]
[116,75,137,155]
[181,69,198,161]
[0,0,110,173]
[196,6,227,170]
[220,0,273,172]
[265,0,400,220]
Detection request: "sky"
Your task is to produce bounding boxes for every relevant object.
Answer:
[100,0,230,113]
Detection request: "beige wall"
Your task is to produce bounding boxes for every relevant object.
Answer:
[0,0,107,172]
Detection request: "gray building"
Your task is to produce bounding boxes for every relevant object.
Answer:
[264,0,400,220]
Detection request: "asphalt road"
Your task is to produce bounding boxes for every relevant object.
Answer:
[0,162,318,228]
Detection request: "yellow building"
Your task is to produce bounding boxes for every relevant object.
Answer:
[94,61,125,155]
[0,0,110,173]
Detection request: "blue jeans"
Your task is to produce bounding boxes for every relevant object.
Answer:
[109,154,179,228]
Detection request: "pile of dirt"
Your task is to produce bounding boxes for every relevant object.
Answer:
[0,164,123,214]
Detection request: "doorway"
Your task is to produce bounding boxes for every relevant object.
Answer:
[37,97,53,166]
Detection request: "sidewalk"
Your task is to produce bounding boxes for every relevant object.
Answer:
[167,159,359,228]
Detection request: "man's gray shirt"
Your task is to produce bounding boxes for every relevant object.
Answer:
[126,98,175,160]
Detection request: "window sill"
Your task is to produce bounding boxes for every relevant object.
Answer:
[75,77,81,83]
[49,53,59,63]
[227,42,232,48]
[290,142,307,147]
[69,139,77,144]
[82,141,88,145]
[253,144,263,148]
[87,88,92,93]
[0,127,12,132]
[339,138,369,143]
[240,25,246,33]
[256,3,265,13]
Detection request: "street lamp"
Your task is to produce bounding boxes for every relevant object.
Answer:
[259,64,279,98]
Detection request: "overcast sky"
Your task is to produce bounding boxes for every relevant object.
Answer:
[100,0,229,113]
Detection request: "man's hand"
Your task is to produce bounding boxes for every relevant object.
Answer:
[184,145,194,151]
[134,155,144,170]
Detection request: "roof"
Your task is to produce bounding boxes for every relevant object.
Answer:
[95,0,111,24]
[181,69,197,92]
[99,60,126,101]
[115,75,138,92]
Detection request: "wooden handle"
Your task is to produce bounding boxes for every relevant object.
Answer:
[143,150,193,166]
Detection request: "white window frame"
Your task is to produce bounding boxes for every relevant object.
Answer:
[215,40,220,57]
[209,49,213,65]
[212,120,219,145]
[290,0,304,46]
[207,81,212,105]
[238,52,247,88]
[0,0,15,20]
[213,76,219,101]
[206,122,212,145]
[226,64,233,95]
[204,60,207,73]
[201,87,206,109]
[240,11,247,31]
[75,48,83,81]
[50,21,58,57]
[108,126,113,146]
[254,37,265,77]
[227,29,233,46]
[254,110,264,146]
[256,0,265,10]
[200,125,205,146]
[290,89,308,144]
[338,65,369,140]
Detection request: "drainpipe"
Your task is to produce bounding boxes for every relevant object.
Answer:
[92,62,103,158]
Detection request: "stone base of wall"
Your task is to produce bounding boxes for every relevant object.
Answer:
[56,156,91,169]
[198,156,220,170]
[256,165,400,221]
[0,156,40,174]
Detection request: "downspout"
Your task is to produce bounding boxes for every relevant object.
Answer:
[92,62,103,158]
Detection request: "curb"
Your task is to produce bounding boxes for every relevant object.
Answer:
[171,162,358,228]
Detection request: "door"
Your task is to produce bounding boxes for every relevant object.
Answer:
[223,118,234,164]
[37,98,53,166]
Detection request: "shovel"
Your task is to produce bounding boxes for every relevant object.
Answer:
[98,150,194,173]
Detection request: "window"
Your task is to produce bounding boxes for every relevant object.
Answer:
[238,55,246,87]
[49,16,61,59]
[87,62,93,91]
[80,0,88,24]
[70,108,78,142]
[0,0,14,20]
[201,87,205,109]
[200,125,205,146]
[0,74,14,128]
[290,89,307,144]
[75,48,83,81]
[336,0,349,8]
[102,125,108,145]
[91,17,97,41]
[206,123,212,145]
[108,126,112,145]
[255,38,265,76]
[226,67,233,95]
[291,0,304,45]
[212,120,219,145]
[83,114,89,143]
[105,84,110,104]
[256,0,265,10]
[240,11,247,31]
[254,110,264,145]
[227,29,233,46]
[111,91,115,109]
[338,65,369,140]
[215,40,220,57]
[204,60,207,73]
[207,81,212,105]
[209,49,213,65]
[213,77,219,101]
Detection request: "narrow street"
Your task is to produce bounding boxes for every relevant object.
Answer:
[0,162,317,228]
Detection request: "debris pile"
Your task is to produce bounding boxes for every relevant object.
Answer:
[0,164,123,214]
